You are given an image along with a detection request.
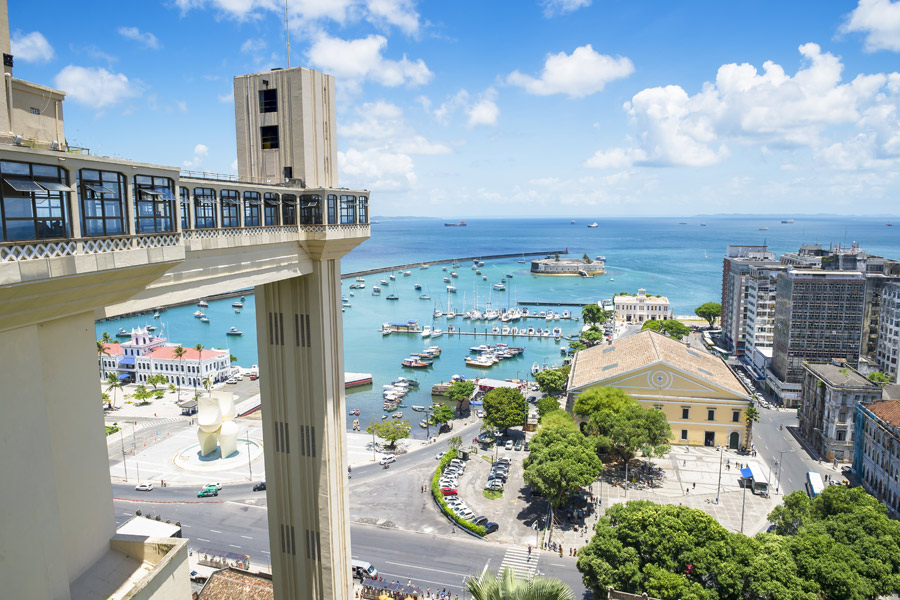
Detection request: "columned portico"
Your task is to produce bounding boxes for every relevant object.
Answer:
[256,255,352,600]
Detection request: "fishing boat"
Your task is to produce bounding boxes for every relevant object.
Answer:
[198,300,208,307]
[232,301,243,308]
[587,222,598,228]
[392,411,404,419]
[349,408,360,415]
[419,420,430,428]
[401,357,432,369]
[226,326,243,336]
[412,405,426,412]
[759,227,768,231]
[200,316,210,323]
[465,356,495,367]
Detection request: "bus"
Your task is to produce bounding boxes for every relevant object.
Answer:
[806,471,825,498]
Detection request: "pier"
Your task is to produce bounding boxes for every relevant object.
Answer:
[341,249,568,279]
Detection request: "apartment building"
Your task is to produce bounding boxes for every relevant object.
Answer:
[720,245,776,357]
[854,395,900,518]
[744,263,788,377]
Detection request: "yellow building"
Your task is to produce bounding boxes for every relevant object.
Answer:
[566,330,752,449]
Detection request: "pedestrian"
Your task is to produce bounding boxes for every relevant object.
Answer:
[683,460,687,467]
[693,482,696,489]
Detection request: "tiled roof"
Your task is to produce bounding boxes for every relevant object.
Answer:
[868,400,900,428]
[101,343,123,356]
[569,330,745,394]
[198,568,273,600]
[147,346,226,361]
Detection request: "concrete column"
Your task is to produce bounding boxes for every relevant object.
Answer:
[256,258,350,600]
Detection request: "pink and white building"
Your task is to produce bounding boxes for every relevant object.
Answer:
[100,328,231,388]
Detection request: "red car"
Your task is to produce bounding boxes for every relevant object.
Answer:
[440,487,457,495]
[249,374,259,380]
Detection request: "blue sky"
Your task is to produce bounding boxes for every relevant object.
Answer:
[10,0,900,217]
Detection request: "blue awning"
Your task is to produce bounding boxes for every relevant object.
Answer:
[118,356,135,365]
[118,373,131,380]
[740,467,752,478]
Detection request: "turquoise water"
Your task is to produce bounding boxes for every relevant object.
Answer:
[97,216,900,433]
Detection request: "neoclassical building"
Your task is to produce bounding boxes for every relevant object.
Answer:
[566,330,752,449]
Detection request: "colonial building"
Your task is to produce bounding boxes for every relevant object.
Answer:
[798,361,881,462]
[877,282,900,381]
[100,328,231,388]
[613,289,672,325]
[854,396,900,518]
[566,330,751,449]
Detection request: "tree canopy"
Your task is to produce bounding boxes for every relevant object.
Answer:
[582,303,613,326]
[534,367,569,395]
[579,486,900,600]
[430,404,455,425]
[483,387,528,432]
[642,319,692,340]
[580,326,606,345]
[574,387,671,462]
[467,567,574,600]
[366,420,412,448]
[524,412,602,507]
[448,379,476,412]
[694,302,722,327]
[536,396,562,419]
[868,371,891,386]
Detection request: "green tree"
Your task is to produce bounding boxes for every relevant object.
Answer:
[580,327,606,345]
[538,409,579,433]
[448,379,476,412]
[448,435,462,451]
[230,354,238,365]
[534,367,569,395]
[105,372,123,410]
[100,331,113,343]
[193,343,204,395]
[868,371,891,386]
[97,340,110,375]
[694,302,722,327]
[582,303,612,326]
[466,567,575,600]
[132,384,151,403]
[642,319,691,340]
[430,404,455,425]
[582,253,592,264]
[202,376,214,396]
[524,421,603,509]
[575,387,671,462]
[483,387,528,433]
[146,373,167,391]
[744,405,760,449]
[366,420,412,449]
[536,396,561,419]
[173,345,186,397]
[768,490,813,536]
[567,341,587,353]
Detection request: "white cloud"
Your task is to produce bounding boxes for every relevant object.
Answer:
[434,90,470,125]
[176,100,188,113]
[241,38,266,54]
[586,43,900,169]
[183,143,209,168]
[506,45,633,98]
[11,31,54,63]
[307,34,431,87]
[467,88,499,127]
[366,0,420,36]
[540,0,591,18]
[53,66,138,109]
[117,26,160,49]
[339,147,417,191]
[841,0,900,52]
[218,89,234,103]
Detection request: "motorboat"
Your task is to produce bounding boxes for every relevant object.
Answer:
[447,285,457,293]
[414,283,422,290]
[491,326,500,334]
[115,328,131,338]
[501,326,510,335]
[431,328,443,338]
[402,357,432,369]
[200,316,210,323]
[420,264,429,269]
[532,362,541,375]
[493,283,505,291]
[411,405,426,412]
[470,344,490,353]
[421,325,432,338]
[232,301,243,308]
[419,294,431,300]
[451,272,458,278]
[226,326,243,336]
[386,293,399,300]
[443,277,451,283]
[198,300,208,307]
[403,270,412,276]
[356,277,366,282]
[587,222,598,228]
[193,310,204,318]
[372,286,381,295]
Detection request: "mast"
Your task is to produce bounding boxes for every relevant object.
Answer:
[285,0,291,68]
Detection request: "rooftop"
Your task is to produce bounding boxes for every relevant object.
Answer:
[569,329,745,395]
[148,346,227,361]
[198,567,273,600]
[804,363,877,389]
[867,400,900,428]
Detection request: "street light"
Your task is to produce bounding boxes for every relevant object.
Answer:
[247,428,252,481]
[776,449,792,494]
[715,445,723,504]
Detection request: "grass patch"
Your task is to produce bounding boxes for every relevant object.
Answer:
[483,490,503,500]
[480,455,494,463]
[105,425,120,436]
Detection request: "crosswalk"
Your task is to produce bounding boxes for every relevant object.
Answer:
[499,546,540,579]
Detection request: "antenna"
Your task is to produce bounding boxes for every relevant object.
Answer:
[285,0,291,68]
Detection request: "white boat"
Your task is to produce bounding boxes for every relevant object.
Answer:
[552,326,563,336]
[470,344,490,353]
[532,362,541,375]
[198,300,208,307]
[194,310,205,318]
[501,326,510,335]
[446,309,456,319]
[372,286,381,295]
[380,279,389,285]
[200,316,210,323]
[433,307,442,318]
[491,326,500,334]
[493,283,505,290]
[420,264,429,269]
[421,325,432,338]
[411,405,426,412]
[562,310,570,319]
[442,266,448,271]
[451,272,458,278]
[431,328,443,338]
[446,285,457,293]
[153,311,160,318]
[226,326,243,336]
[389,273,396,280]
[403,270,412,276]
[527,327,536,336]
[443,277,451,283]
[356,277,366,282]
[587,222,598,228]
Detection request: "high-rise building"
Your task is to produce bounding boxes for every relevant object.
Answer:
[770,269,866,406]
[720,245,776,357]
[744,262,788,378]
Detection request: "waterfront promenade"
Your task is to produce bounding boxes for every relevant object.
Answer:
[342,249,568,279]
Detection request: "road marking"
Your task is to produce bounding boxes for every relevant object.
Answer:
[241,535,253,540]
[261,550,270,555]
[550,562,565,567]
[229,544,241,549]
[481,560,490,576]
[210,529,223,534]
[197,538,210,542]
[384,560,470,578]
[380,571,463,590]
[182,524,191,528]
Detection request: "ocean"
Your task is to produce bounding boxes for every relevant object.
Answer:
[97,216,900,434]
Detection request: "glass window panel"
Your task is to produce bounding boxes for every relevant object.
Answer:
[5,178,45,192]
[1,161,30,175]
[4,196,32,217]
[105,219,123,235]
[38,181,71,192]
[81,169,100,181]
[104,200,122,217]
[84,219,105,236]
[5,220,35,240]
[32,164,60,178]
[83,199,103,217]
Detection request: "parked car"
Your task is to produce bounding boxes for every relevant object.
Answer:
[249,374,259,381]
[252,481,266,492]
[476,409,485,418]
[485,481,504,491]
[524,442,529,451]
[514,440,523,451]
[527,396,537,403]
[458,509,476,520]
[440,487,458,495]
[135,482,153,492]
[198,487,218,498]
[505,440,514,450]
[484,522,499,534]
[473,516,489,526]
[203,482,223,490]
[379,456,395,466]
[226,378,238,384]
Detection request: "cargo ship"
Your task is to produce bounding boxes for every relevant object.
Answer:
[444,221,467,227]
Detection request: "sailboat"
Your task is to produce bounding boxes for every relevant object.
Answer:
[517,253,526,264]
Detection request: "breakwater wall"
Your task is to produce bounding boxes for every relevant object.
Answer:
[341,249,568,279]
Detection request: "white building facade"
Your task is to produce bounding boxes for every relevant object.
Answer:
[877,282,900,381]
[613,288,672,324]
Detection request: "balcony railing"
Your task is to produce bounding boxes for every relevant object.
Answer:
[0,232,183,262]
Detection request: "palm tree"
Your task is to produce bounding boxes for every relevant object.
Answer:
[105,372,123,410]
[466,567,574,600]
[173,345,186,397]
[745,405,760,450]
[97,339,109,376]
[193,344,205,396]
[100,331,112,344]
[202,376,214,397]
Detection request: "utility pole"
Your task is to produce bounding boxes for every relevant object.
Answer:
[776,449,791,494]
[247,428,252,481]
[715,445,723,504]
[740,482,747,533]
[121,428,128,482]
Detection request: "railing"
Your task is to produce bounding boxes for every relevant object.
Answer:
[0,232,183,262]
[180,169,286,186]
[182,225,301,240]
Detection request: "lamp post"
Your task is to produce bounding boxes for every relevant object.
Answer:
[740,482,747,533]
[776,449,791,494]
[120,428,128,482]
[425,409,433,441]
[247,428,252,481]
[715,445,723,504]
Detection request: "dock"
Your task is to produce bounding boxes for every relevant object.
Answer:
[341,249,568,280]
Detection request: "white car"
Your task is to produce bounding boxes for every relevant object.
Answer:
[204,482,223,490]
[505,440,514,451]
[226,378,238,384]
[458,509,476,520]
[476,409,485,418]
[135,482,153,492]
[379,455,395,466]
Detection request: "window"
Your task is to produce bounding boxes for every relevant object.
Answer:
[29,107,40,115]
[836,430,847,442]
[79,169,124,236]
[134,175,175,233]
[0,160,70,241]
[300,194,322,225]
[260,125,279,150]
[732,410,740,423]
[707,409,715,421]
[193,187,217,229]
[259,89,277,113]
[327,194,337,224]
[264,193,280,225]
[244,191,260,226]
[681,429,688,441]
[180,187,190,230]
[282,194,296,225]
[682,407,690,420]
[358,196,368,224]
[221,190,239,228]
[340,195,356,224]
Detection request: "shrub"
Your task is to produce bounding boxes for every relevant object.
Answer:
[431,449,487,536]
[483,490,502,500]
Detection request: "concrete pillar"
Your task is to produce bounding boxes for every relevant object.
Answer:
[256,258,350,600]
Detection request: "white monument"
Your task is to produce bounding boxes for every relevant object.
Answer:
[197,391,238,457]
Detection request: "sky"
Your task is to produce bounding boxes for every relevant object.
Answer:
[10,0,900,217]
